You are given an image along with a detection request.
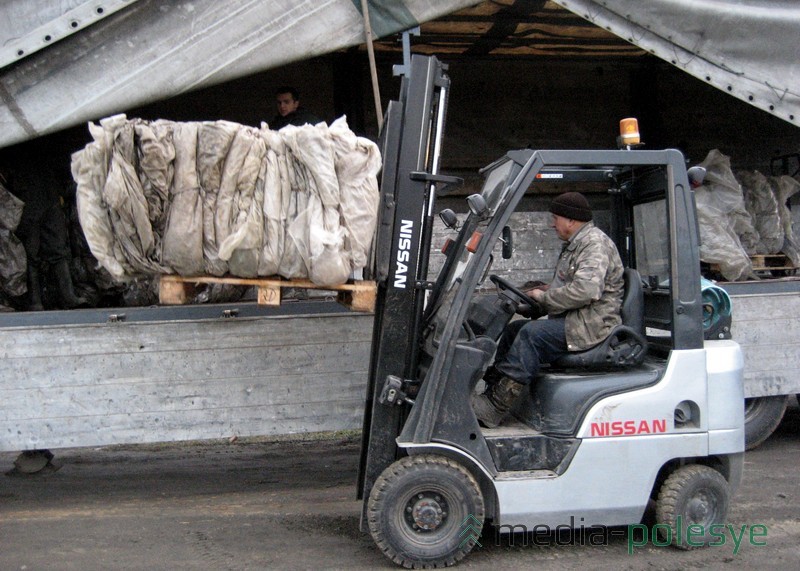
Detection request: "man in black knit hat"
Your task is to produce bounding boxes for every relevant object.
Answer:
[473,191,624,428]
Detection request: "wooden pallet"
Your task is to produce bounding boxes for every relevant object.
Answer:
[748,254,795,272]
[159,274,377,312]
[708,253,797,276]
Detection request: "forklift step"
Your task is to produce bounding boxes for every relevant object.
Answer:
[158,274,377,312]
[479,420,539,438]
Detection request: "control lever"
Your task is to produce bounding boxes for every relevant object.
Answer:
[410,171,463,195]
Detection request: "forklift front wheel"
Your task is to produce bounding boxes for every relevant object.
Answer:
[655,464,730,550]
[367,454,484,568]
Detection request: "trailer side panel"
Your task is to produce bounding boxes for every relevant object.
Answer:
[0,312,373,451]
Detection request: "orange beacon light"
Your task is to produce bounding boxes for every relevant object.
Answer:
[619,117,640,146]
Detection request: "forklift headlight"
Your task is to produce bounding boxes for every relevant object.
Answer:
[466,194,489,218]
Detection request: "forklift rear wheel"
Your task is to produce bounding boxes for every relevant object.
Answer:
[655,464,729,550]
[367,454,484,569]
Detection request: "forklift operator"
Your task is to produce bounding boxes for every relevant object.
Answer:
[473,192,624,428]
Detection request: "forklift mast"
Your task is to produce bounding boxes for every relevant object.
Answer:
[357,56,453,512]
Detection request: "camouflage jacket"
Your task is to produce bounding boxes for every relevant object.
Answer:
[539,222,624,351]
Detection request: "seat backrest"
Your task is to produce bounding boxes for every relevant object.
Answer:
[551,266,648,370]
[621,268,644,334]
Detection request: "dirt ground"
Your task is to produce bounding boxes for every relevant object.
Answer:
[1,403,798,571]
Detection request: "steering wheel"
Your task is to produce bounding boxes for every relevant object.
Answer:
[490,274,539,308]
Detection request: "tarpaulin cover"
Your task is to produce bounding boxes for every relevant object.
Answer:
[0,0,478,148]
[3,1,798,149]
[553,1,800,126]
[71,115,381,287]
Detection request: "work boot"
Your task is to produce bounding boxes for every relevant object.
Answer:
[53,259,88,309]
[471,376,526,428]
[26,266,44,311]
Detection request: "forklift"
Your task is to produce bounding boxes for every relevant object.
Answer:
[358,55,745,568]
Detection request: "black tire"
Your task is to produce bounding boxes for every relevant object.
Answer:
[744,395,789,450]
[367,455,485,569]
[655,464,729,550]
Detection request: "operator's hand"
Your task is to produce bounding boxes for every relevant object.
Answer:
[522,281,548,297]
[521,280,547,291]
[529,288,546,303]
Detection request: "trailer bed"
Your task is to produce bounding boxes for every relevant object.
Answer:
[0,302,373,452]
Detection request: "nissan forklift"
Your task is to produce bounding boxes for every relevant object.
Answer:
[358,55,745,568]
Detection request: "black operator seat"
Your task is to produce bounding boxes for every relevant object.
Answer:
[513,268,659,436]
[552,267,647,369]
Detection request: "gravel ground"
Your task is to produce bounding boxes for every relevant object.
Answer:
[1,404,798,570]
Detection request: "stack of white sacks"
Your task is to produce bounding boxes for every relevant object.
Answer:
[71,115,381,287]
[693,149,800,281]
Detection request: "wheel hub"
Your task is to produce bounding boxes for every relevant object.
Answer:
[687,491,712,523]
[405,493,448,532]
